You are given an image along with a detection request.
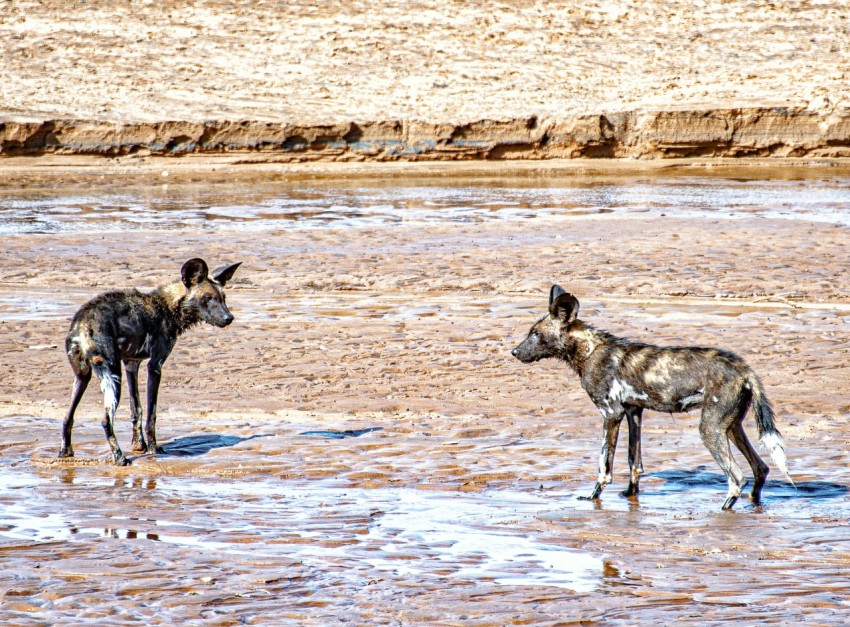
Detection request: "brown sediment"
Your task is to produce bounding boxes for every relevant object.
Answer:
[2,107,850,160]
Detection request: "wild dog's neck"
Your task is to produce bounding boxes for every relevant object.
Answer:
[562,321,614,376]
[156,282,201,335]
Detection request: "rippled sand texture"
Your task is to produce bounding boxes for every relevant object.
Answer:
[2,168,850,624]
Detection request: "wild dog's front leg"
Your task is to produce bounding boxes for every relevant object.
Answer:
[579,410,624,501]
[622,407,644,497]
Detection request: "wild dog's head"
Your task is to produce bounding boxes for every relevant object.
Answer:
[511,285,580,363]
[180,258,242,328]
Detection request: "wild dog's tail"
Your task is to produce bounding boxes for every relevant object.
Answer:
[91,361,121,415]
[66,320,107,368]
[68,320,120,412]
[747,373,793,485]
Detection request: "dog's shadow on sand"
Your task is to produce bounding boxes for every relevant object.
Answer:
[650,466,848,502]
[151,433,274,458]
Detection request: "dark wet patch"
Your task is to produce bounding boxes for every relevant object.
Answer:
[650,466,729,490]
[761,478,849,501]
[649,466,848,502]
[154,433,274,457]
[300,427,384,439]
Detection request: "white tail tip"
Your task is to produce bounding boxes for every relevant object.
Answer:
[761,431,794,487]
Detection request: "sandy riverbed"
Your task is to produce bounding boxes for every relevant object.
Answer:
[1,164,849,624]
[3,2,850,622]
[4,0,848,122]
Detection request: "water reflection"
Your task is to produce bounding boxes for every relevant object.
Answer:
[2,176,849,234]
[70,527,161,541]
[0,469,606,593]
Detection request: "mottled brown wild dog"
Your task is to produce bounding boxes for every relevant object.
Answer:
[60,258,241,466]
[512,285,792,510]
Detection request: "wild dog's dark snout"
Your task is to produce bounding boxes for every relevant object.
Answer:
[511,345,526,361]
[205,302,235,328]
[511,337,541,363]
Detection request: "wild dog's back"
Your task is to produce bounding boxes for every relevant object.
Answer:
[583,340,753,415]
[65,290,129,368]
[66,288,177,366]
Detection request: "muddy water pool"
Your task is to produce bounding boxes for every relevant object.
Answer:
[2,167,850,624]
[3,172,850,234]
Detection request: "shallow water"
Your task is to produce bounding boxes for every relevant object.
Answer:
[2,174,850,234]
[3,421,850,624]
[0,470,602,591]
[2,168,850,624]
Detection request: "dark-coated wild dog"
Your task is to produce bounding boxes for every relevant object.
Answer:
[60,258,241,466]
[512,285,791,510]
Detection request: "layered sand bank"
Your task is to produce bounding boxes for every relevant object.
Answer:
[2,1,848,161]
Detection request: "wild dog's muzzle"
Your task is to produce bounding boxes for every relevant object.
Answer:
[511,340,541,363]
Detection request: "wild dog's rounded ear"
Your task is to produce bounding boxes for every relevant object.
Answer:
[550,292,579,324]
[181,258,209,288]
[549,284,567,307]
[212,262,242,287]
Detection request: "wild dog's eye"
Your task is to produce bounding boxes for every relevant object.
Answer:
[531,331,540,339]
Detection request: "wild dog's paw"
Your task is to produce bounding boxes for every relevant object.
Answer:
[577,482,604,501]
[620,484,639,498]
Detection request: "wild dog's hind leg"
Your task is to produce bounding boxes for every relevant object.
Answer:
[728,421,770,504]
[143,358,167,454]
[94,362,129,466]
[60,358,91,459]
[124,360,146,452]
[622,406,644,497]
[580,410,624,501]
[699,400,747,510]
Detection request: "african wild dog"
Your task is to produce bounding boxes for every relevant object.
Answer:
[59,258,241,466]
[512,285,791,510]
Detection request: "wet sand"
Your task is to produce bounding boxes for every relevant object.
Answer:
[2,166,850,624]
